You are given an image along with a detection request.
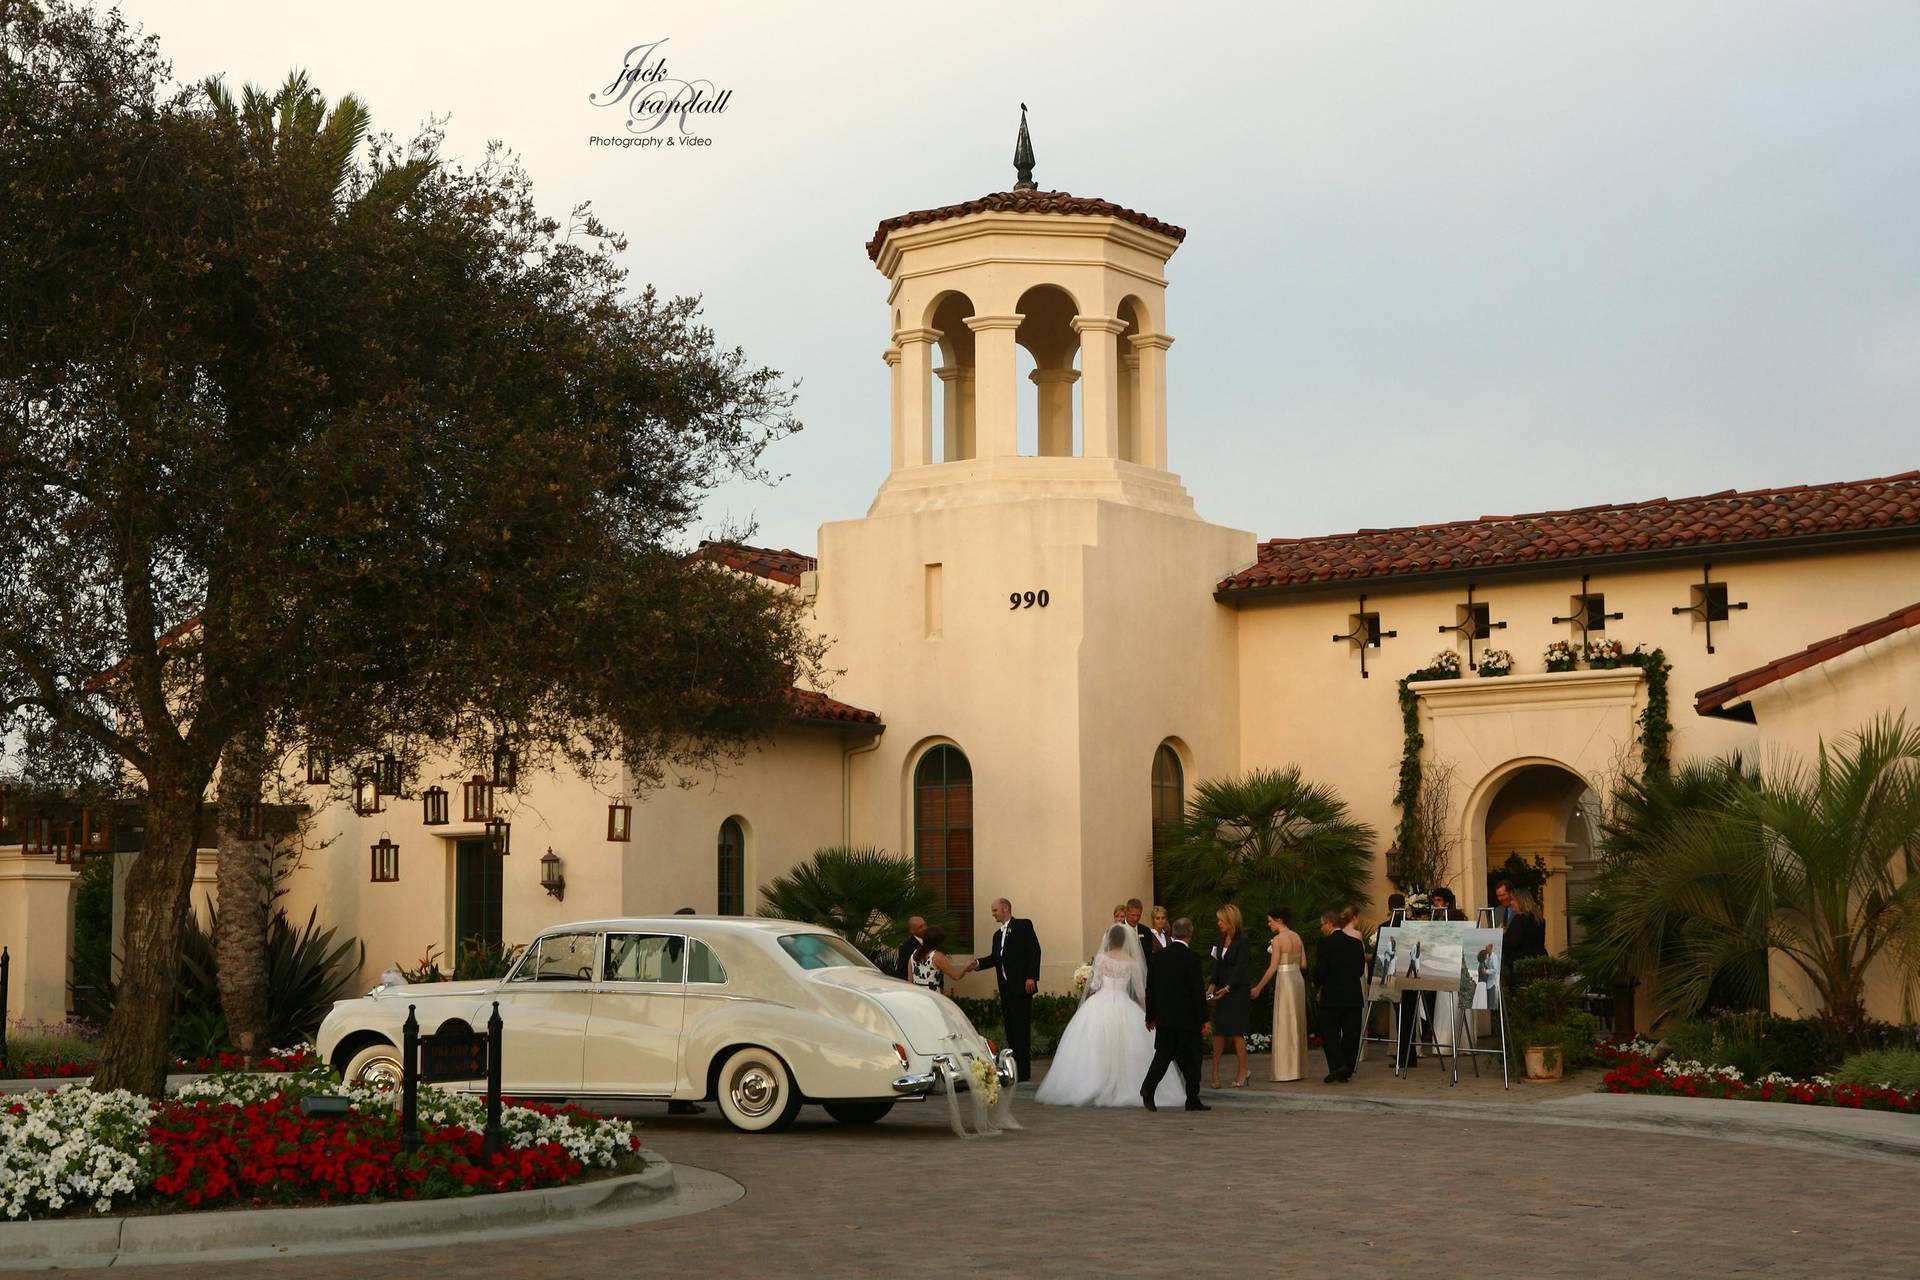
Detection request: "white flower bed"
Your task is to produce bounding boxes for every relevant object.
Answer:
[0,1086,153,1219]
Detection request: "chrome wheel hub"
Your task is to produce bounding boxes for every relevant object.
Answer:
[358,1057,403,1088]
[731,1065,778,1117]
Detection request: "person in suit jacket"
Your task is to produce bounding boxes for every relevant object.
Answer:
[897,915,928,979]
[1141,917,1210,1111]
[1315,910,1366,1083]
[1127,899,1159,957]
[1147,905,1171,954]
[976,897,1042,1081]
[1495,881,1547,985]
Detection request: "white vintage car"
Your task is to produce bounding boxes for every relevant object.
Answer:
[316,917,1013,1132]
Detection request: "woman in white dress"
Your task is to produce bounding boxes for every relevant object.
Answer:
[1036,924,1187,1108]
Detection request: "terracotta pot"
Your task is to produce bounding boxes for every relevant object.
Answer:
[1524,1044,1564,1082]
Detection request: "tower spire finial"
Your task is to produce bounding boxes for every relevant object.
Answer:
[1012,103,1036,191]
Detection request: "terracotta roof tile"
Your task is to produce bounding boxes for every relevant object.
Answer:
[788,687,882,728]
[693,541,817,587]
[867,190,1186,261]
[1694,599,1920,716]
[1217,472,1920,595]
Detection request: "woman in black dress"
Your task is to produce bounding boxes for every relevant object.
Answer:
[1208,904,1252,1087]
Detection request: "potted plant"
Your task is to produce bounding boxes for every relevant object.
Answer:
[1478,648,1515,677]
[1543,640,1578,673]
[1508,955,1581,1082]
[1586,637,1626,669]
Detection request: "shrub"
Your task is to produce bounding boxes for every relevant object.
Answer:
[756,846,948,955]
[1660,1011,1856,1079]
[1833,1048,1920,1092]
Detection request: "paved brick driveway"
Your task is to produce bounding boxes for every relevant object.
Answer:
[105,1086,1920,1280]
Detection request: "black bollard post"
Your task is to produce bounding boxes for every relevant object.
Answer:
[400,1003,421,1153]
[483,1000,505,1156]
[0,947,10,1076]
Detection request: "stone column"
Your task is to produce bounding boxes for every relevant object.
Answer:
[964,314,1024,458]
[883,343,903,470]
[0,847,77,1025]
[1071,316,1128,459]
[935,366,962,462]
[1030,367,1081,456]
[1131,333,1174,470]
[893,328,941,468]
[955,370,977,460]
[1118,352,1141,462]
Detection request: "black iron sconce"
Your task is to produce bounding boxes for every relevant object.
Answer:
[540,847,565,900]
[421,785,449,827]
[1552,574,1622,657]
[1332,594,1395,678]
[1437,583,1506,670]
[1671,563,1747,654]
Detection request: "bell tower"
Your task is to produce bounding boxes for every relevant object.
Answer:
[865,108,1191,516]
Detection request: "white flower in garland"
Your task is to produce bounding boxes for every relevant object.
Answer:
[1478,648,1515,674]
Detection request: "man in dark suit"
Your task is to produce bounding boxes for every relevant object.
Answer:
[896,915,927,979]
[975,897,1042,1081]
[1141,917,1209,1112]
[1127,898,1159,957]
[1316,909,1366,1083]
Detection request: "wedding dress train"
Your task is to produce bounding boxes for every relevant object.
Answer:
[1036,931,1187,1108]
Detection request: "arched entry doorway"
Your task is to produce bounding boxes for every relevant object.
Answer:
[1476,762,1600,956]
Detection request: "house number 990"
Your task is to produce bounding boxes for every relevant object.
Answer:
[1008,590,1051,609]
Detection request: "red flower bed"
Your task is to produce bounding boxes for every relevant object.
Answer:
[1598,1043,1920,1114]
[147,1094,588,1209]
[7,1059,95,1080]
[5,1046,318,1080]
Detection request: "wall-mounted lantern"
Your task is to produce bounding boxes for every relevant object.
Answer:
[607,800,632,843]
[421,785,449,826]
[540,847,565,900]
[461,775,494,823]
[353,769,385,816]
[484,815,511,858]
[370,836,400,883]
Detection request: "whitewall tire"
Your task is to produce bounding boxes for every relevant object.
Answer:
[715,1046,802,1133]
[342,1042,405,1089]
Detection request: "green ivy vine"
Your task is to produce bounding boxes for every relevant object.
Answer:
[1392,660,1459,860]
[1621,645,1672,777]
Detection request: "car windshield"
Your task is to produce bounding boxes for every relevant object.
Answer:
[778,932,876,971]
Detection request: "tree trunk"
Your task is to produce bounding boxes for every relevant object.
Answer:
[90,776,202,1096]
[215,727,272,1058]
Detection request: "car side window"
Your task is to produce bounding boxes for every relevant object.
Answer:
[509,933,598,983]
[687,939,728,985]
[604,933,686,984]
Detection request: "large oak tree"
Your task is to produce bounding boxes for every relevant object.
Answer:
[1,1,823,1093]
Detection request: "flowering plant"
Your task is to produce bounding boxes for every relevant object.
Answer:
[1247,1033,1272,1053]
[1478,648,1515,677]
[1586,637,1626,667]
[1425,650,1462,678]
[968,1056,1000,1108]
[1598,1042,1918,1114]
[1404,893,1432,916]
[1543,640,1578,672]
[0,1087,154,1219]
[1070,963,1093,999]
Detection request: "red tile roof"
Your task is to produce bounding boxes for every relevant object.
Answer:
[1218,471,1920,596]
[867,190,1186,262]
[693,541,817,587]
[788,687,882,729]
[1694,599,1920,717]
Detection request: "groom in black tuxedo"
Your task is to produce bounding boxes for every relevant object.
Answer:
[1141,917,1209,1112]
[1316,909,1366,1083]
[976,897,1042,1081]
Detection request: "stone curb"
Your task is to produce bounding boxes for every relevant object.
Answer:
[0,1150,673,1267]
[1142,1084,1920,1164]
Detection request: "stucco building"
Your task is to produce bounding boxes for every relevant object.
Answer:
[5,169,1919,1030]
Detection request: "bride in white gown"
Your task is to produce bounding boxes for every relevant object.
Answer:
[1036,924,1188,1108]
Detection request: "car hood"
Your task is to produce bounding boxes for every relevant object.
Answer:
[366,979,497,1001]
[806,968,983,1055]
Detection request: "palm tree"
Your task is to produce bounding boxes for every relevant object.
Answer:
[199,70,430,1055]
[757,847,949,960]
[1579,716,1920,1048]
[1155,767,1376,952]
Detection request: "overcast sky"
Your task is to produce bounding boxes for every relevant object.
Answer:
[123,0,1919,553]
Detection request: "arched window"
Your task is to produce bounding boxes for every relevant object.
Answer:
[1150,744,1184,903]
[914,745,974,951]
[717,817,745,916]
